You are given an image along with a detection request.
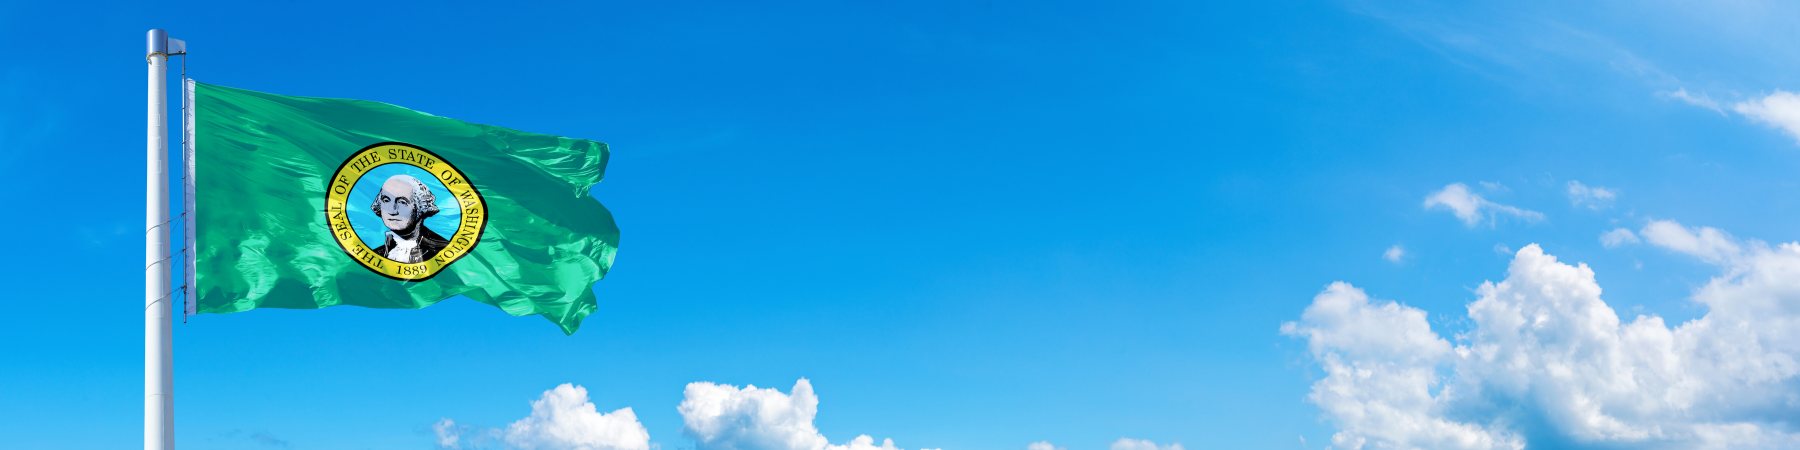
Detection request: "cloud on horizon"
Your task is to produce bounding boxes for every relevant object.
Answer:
[436,384,650,450]
[1108,438,1185,450]
[434,379,950,450]
[1284,223,1800,449]
[679,378,934,450]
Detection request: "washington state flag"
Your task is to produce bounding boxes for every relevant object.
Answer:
[183,80,619,334]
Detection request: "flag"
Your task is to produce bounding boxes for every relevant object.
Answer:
[184,80,619,334]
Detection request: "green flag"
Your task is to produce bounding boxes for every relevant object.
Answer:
[183,80,619,334]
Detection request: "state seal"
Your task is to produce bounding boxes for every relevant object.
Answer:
[324,142,487,281]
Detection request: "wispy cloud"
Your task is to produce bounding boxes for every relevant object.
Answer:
[1660,88,1725,114]
[1599,228,1640,248]
[1657,89,1800,146]
[1341,1,1684,92]
[1383,245,1406,263]
[432,419,468,449]
[1424,183,1545,227]
[252,431,289,448]
[1346,0,1800,149]
[1566,180,1618,210]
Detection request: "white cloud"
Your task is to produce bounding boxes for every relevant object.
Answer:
[679,379,933,450]
[1600,228,1640,248]
[1661,88,1725,114]
[1565,181,1618,210]
[505,384,651,450]
[1672,90,1800,146]
[1026,442,1064,450]
[1340,0,1694,94]
[1493,243,1512,255]
[1280,283,1516,450]
[1108,438,1185,450]
[1384,245,1406,263]
[1734,90,1800,143]
[433,419,463,448]
[1423,183,1545,227]
[830,436,905,450]
[1286,232,1800,449]
[436,384,650,450]
[1639,220,1741,264]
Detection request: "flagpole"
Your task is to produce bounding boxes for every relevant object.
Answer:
[146,28,176,450]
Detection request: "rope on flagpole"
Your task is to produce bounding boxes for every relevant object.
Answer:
[177,287,188,323]
[144,286,180,312]
[146,215,179,235]
[146,247,186,271]
[172,206,190,323]
[179,50,191,324]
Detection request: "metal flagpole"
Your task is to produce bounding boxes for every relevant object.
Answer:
[146,28,176,450]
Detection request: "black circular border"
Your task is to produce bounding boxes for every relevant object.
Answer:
[325,141,489,282]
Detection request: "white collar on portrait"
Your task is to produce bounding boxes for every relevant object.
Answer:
[385,230,420,262]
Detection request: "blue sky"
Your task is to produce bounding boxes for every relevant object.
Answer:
[8,1,1800,449]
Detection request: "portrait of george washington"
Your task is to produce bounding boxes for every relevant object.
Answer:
[369,174,450,263]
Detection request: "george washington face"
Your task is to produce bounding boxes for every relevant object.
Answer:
[372,175,440,233]
[377,177,418,231]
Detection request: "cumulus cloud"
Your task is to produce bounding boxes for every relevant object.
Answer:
[1734,90,1800,143]
[679,379,933,450]
[505,384,651,450]
[1565,181,1617,210]
[1285,228,1800,449]
[436,384,650,450]
[1027,442,1064,450]
[1423,183,1545,227]
[1280,283,1518,450]
[1108,438,1185,450]
[1599,228,1640,248]
[1384,245,1406,263]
